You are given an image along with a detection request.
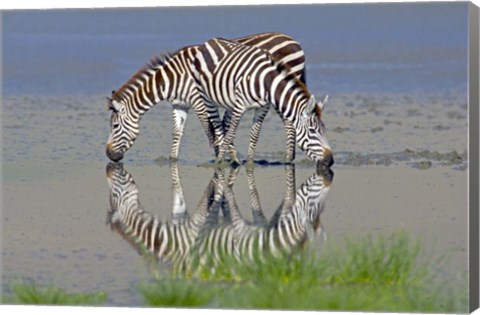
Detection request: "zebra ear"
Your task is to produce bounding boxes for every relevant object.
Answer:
[303,95,317,118]
[319,95,329,111]
[107,98,122,113]
[113,101,122,112]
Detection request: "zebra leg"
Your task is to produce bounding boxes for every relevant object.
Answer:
[219,166,240,221]
[246,167,267,226]
[269,164,296,226]
[190,171,224,234]
[284,120,296,163]
[222,110,231,134]
[216,170,245,233]
[273,106,296,163]
[199,113,222,156]
[171,106,189,160]
[193,101,223,157]
[222,111,238,161]
[170,161,187,224]
[216,109,243,167]
[222,111,245,163]
[246,106,269,164]
[208,105,225,157]
[283,164,296,209]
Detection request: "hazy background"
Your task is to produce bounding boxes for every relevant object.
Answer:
[2,2,467,97]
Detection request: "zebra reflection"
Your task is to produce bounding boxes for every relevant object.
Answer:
[106,162,220,272]
[106,163,333,273]
[206,165,333,264]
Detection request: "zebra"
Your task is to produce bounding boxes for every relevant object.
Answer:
[106,161,222,272]
[105,32,307,163]
[198,164,334,265]
[192,37,333,167]
[105,162,333,275]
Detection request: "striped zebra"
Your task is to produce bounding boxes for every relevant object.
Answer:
[106,32,306,162]
[192,37,333,167]
[106,161,222,272]
[105,162,333,274]
[195,164,333,265]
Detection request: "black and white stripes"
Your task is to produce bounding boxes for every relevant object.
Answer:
[106,162,219,271]
[106,32,308,163]
[106,162,333,273]
[192,37,333,166]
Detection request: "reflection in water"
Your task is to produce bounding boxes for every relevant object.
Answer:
[106,163,333,273]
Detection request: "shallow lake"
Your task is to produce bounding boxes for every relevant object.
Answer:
[1,2,470,307]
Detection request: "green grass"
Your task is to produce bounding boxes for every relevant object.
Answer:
[138,231,468,313]
[138,278,217,307]
[1,231,468,312]
[2,281,108,306]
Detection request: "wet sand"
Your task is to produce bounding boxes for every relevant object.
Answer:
[1,92,469,305]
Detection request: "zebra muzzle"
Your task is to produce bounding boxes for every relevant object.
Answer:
[106,162,123,179]
[321,148,334,168]
[106,143,124,162]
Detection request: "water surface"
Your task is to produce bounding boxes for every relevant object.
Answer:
[1,2,469,308]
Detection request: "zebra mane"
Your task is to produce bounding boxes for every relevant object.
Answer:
[111,52,176,102]
[149,52,176,69]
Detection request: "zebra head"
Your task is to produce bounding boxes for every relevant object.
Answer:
[106,96,140,162]
[305,166,334,236]
[106,162,139,223]
[298,95,334,167]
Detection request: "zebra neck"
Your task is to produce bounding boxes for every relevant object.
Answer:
[117,52,195,118]
[267,70,309,129]
[154,52,196,104]
[271,94,308,131]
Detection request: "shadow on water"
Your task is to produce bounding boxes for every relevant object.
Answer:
[105,162,333,275]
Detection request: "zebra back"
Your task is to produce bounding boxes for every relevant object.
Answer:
[109,32,305,106]
[194,37,315,119]
[234,32,306,84]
